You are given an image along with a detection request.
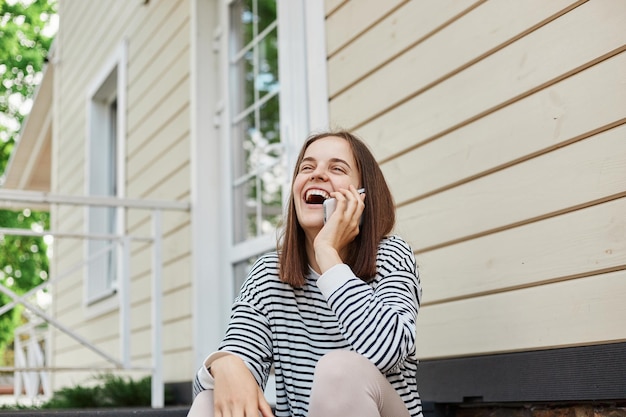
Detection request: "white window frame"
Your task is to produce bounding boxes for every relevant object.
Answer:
[83,41,127,316]
[220,0,329,301]
[190,0,328,376]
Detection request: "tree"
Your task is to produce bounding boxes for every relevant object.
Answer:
[0,0,56,361]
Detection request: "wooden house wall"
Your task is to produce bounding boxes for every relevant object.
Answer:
[324,0,626,360]
[51,0,193,388]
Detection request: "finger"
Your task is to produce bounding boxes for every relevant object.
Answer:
[347,186,365,213]
[349,185,366,211]
[258,389,275,417]
[348,184,360,199]
[330,192,349,221]
[344,187,363,218]
[243,403,258,416]
[260,403,275,417]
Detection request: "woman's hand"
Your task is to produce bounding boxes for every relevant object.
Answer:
[210,355,274,417]
[314,185,366,273]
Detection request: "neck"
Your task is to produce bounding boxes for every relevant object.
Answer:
[304,229,349,275]
[305,232,321,274]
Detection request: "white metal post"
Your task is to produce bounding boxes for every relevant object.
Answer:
[151,209,164,408]
[26,331,39,398]
[13,335,23,399]
[119,235,131,368]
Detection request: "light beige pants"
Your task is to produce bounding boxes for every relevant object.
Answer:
[187,350,411,417]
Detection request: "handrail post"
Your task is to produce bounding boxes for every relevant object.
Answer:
[14,334,23,400]
[151,209,164,408]
[119,236,132,368]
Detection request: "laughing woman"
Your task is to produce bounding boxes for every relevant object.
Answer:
[187,130,423,417]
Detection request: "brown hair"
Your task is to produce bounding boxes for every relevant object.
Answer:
[278,130,396,287]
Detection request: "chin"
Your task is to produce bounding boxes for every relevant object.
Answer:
[298,215,323,231]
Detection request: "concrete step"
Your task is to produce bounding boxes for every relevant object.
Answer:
[0,407,189,416]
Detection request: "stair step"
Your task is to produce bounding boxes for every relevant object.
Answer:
[0,407,189,417]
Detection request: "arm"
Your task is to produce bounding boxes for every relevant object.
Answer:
[316,236,421,373]
[211,354,274,417]
[193,256,275,416]
[193,353,273,417]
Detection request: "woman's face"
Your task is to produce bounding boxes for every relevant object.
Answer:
[293,136,361,234]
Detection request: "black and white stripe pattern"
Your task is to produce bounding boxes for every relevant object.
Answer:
[194,235,423,417]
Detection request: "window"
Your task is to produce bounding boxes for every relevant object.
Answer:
[230,0,283,244]
[223,0,328,298]
[85,42,126,305]
[188,0,327,374]
[225,0,285,300]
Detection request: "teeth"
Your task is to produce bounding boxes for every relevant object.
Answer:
[305,189,329,204]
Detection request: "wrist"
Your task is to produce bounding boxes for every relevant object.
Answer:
[209,354,241,377]
[315,245,342,274]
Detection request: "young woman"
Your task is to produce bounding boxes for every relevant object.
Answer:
[187,131,422,417]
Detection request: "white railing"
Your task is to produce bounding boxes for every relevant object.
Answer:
[13,319,50,399]
[0,189,190,408]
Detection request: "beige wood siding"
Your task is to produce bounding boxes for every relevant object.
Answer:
[325,0,626,360]
[51,0,193,389]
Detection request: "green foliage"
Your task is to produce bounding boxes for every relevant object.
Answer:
[40,383,98,409]
[0,374,167,410]
[0,0,56,363]
[0,208,50,359]
[39,374,170,409]
[0,402,32,410]
[0,209,50,293]
[0,0,57,173]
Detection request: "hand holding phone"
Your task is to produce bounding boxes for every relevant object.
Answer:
[323,188,365,224]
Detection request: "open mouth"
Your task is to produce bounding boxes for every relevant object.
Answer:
[305,189,330,204]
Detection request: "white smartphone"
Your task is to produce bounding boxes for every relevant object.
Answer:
[323,188,365,224]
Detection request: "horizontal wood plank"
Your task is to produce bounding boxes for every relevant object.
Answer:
[127,105,190,181]
[127,135,189,195]
[53,337,121,369]
[127,76,190,157]
[382,52,626,205]
[131,319,192,361]
[352,0,626,161]
[417,197,626,303]
[54,281,82,316]
[60,1,138,114]
[130,254,191,296]
[129,225,191,282]
[162,349,194,381]
[129,286,192,330]
[325,0,406,56]
[330,0,579,134]
[128,0,187,85]
[128,29,189,130]
[415,269,626,359]
[128,156,190,203]
[327,0,477,97]
[396,124,626,250]
[54,310,119,349]
[325,0,346,16]
[126,204,191,239]
[127,41,189,134]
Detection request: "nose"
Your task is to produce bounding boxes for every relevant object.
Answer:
[310,164,328,181]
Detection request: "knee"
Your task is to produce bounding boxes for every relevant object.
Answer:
[314,350,372,383]
[187,390,213,417]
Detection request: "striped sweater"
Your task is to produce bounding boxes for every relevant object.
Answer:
[194,235,423,417]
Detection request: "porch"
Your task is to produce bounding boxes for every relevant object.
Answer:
[0,189,191,409]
